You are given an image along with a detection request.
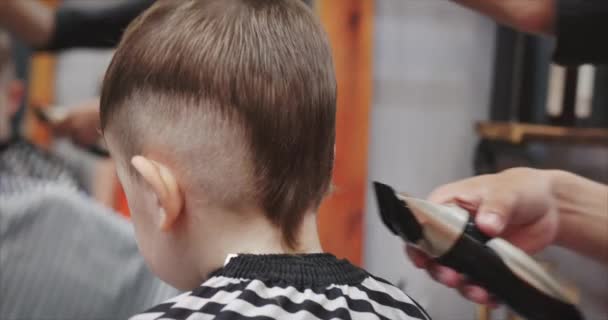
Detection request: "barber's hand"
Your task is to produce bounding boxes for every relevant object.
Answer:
[51,99,101,147]
[406,167,560,305]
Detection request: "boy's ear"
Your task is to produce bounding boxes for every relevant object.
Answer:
[131,155,184,231]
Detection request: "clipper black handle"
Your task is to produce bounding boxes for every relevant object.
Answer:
[436,220,583,320]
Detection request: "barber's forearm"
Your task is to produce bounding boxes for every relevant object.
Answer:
[0,0,54,47]
[551,170,608,264]
[453,0,556,35]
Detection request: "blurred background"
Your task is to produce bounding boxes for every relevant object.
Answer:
[3,1,607,320]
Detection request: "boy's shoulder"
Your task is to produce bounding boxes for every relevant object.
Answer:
[130,254,431,320]
[361,273,432,319]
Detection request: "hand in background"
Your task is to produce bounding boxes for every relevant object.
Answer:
[51,99,101,147]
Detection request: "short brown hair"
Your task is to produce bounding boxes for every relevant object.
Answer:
[100,0,336,247]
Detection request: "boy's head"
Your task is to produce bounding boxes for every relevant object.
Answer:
[0,31,24,143]
[100,0,335,287]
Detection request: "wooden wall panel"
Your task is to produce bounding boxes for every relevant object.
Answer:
[25,53,55,145]
[316,0,373,266]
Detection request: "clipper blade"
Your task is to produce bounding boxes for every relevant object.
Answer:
[373,182,423,243]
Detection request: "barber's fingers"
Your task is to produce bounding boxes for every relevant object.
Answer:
[428,264,465,288]
[475,192,517,237]
[427,180,495,228]
[457,283,498,306]
[405,245,431,268]
[429,178,517,238]
[406,245,500,306]
[406,245,464,288]
[427,179,484,207]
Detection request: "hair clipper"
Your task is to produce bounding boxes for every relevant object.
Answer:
[373,182,583,320]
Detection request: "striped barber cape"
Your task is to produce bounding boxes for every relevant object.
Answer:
[131,254,431,320]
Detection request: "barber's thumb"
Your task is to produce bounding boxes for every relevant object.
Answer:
[475,204,508,237]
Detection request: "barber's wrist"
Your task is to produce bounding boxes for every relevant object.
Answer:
[549,170,607,250]
[546,169,574,246]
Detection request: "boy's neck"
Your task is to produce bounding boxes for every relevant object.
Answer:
[192,208,323,282]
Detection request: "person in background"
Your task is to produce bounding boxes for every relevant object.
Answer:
[0,29,79,188]
[0,31,178,320]
[0,0,153,51]
[406,0,608,307]
[0,31,24,143]
[0,0,154,147]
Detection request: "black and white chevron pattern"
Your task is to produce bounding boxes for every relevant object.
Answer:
[131,261,430,320]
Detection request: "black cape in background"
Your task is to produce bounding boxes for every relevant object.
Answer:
[40,0,154,52]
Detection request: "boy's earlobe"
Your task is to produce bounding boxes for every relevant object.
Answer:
[131,156,184,231]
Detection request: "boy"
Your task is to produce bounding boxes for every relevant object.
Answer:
[100,0,430,319]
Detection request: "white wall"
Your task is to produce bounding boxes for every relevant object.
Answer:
[365,1,495,319]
